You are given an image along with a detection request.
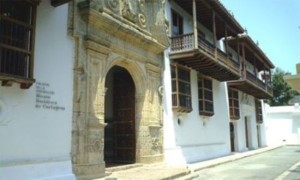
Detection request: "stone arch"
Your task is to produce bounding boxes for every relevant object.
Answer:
[102,56,148,164]
[103,56,147,97]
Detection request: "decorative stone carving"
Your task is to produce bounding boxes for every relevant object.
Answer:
[87,128,103,152]
[151,137,160,151]
[89,0,102,11]
[149,128,162,154]
[122,0,137,23]
[161,0,169,35]
[138,0,146,28]
[146,63,161,103]
[104,0,119,12]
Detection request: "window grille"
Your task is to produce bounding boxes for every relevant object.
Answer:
[171,64,192,113]
[198,76,214,116]
[228,88,240,120]
[0,0,37,88]
[256,99,263,123]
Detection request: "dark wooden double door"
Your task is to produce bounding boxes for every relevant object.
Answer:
[105,67,136,166]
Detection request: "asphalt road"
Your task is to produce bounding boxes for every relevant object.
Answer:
[196,146,300,180]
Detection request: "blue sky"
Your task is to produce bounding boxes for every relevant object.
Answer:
[221,0,300,74]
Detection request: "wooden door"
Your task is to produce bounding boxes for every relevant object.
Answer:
[245,117,250,148]
[230,123,235,152]
[113,70,136,164]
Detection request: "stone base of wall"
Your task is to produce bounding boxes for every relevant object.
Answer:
[140,154,164,164]
[73,163,106,180]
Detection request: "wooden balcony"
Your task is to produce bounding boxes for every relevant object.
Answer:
[170,33,241,81]
[226,34,274,99]
[228,71,273,99]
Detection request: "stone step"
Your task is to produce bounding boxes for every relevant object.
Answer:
[105,163,143,173]
[101,164,191,180]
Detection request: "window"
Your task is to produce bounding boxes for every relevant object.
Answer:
[0,0,37,88]
[171,9,183,36]
[198,76,214,116]
[256,99,263,123]
[228,88,240,120]
[171,64,192,113]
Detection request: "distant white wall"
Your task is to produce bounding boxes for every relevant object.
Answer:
[265,104,300,145]
[0,1,75,179]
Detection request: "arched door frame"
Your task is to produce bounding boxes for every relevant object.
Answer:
[102,58,147,164]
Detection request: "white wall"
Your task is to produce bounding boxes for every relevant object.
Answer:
[164,1,269,164]
[0,1,75,179]
[265,104,300,145]
[230,93,264,152]
[163,55,231,164]
[164,1,233,165]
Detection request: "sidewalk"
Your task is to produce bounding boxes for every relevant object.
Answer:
[188,144,283,173]
[98,145,283,180]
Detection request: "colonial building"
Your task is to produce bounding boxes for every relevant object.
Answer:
[226,34,274,152]
[163,0,274,164]
[0,0,75,179]
[0,0,168,179]
[69,0,168,179]
[1,0,276,179]
[163,0,243,164]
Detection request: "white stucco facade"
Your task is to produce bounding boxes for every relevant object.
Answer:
[163,52,231,164]
[163,2,233,164]
[163,1,269,164]
[230,94,267,152]
[0,1,75,179]
[265,104,300,145]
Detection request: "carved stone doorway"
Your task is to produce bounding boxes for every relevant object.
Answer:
[104,66,136,167]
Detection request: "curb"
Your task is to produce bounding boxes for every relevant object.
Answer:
[189,144,284,173]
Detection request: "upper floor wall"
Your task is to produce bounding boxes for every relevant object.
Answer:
[165,0,244,82]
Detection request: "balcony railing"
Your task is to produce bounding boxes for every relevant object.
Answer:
[171,33,194,51]
[170,33,241,74]
[246,71,272,94]
[217,49,240,73]
[198,35,215,56]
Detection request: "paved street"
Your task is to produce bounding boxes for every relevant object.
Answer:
[195,146,300,180]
